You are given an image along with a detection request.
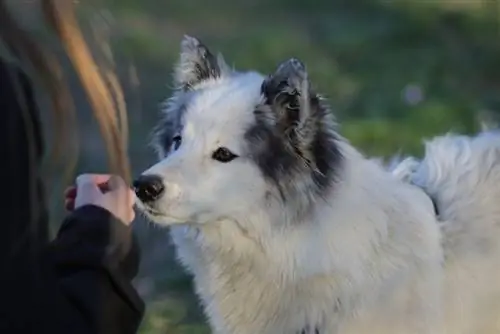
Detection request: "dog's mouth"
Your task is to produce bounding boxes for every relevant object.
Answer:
[135,201,189,224]
[134,199,163,216]
[144,206,164,217]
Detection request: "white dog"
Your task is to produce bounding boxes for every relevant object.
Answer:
[134,35,500,334]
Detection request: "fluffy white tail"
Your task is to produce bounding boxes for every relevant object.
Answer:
[413,131,500,247]
[383,131,500,333]
[388,131,500,252]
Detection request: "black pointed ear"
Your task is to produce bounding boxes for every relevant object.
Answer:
[174,35,231,90]
[261,59,313,130]
[260,58,326,163]
[261,57,311,122]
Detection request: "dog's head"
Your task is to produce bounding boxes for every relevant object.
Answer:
[135,36,342,226]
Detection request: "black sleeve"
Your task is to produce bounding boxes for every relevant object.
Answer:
[45,205,145,334]
[0,59,144,333]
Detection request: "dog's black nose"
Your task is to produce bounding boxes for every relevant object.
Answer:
[133,174,165,202]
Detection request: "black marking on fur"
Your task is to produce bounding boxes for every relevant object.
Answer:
[246,123,297,200]
[245,58,342,210]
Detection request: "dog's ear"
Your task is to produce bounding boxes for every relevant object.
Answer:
[174,35,230,90]
[260,58,321,162]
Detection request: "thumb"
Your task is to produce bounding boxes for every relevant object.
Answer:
[106,175,128,192]
[105,175,134,206]
[108,175,125,191]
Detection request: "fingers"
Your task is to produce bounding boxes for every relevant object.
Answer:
[66,174,135,218]
[78,174,112,185]
[73,174,107,211]
[65,198,75,211]
[64,182,110,202]
[64,186,77,198]
[76,175,103,197]
[75,174,112,194]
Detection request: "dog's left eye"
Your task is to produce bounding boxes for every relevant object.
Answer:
[212,147,239,163]
[171,135,182,151]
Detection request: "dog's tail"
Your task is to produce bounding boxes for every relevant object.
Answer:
[387,130,500,331]
[391,130,500,257]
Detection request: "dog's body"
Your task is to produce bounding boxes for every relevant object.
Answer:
[135,36,500,334]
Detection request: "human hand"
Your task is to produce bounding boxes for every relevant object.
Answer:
[64,174,135,225]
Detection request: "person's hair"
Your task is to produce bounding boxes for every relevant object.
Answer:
[0,0,131,183]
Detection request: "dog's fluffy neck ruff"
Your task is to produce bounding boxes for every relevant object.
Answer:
[172,141,389,283]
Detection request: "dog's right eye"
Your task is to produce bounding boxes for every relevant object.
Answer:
[212,147,238,163]
[171,135,182,151]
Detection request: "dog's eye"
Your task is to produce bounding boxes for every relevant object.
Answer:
[212,147,238,163]
[171,135,182,151]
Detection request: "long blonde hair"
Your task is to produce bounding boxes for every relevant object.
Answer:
[0,0,131,183]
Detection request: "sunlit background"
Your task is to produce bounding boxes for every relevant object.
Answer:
[8,0,500,333]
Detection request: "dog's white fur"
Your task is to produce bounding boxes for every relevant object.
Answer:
[138,37,500,334]
[168,144,445,334]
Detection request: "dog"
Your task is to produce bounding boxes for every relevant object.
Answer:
[134,35,500,334]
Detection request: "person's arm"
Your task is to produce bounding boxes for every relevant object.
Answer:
[45,204,144,334]
[0,59,144,333]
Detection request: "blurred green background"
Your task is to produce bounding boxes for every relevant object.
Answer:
[10,0,500,333]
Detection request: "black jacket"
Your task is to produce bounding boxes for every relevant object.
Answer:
[0,59,144,333]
